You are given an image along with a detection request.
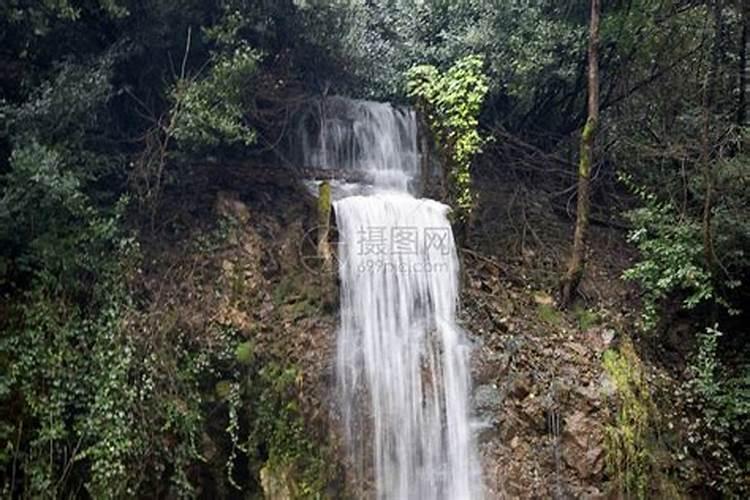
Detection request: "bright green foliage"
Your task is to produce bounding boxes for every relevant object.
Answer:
[0,35,142,495]
[407,55,489,215]
[235,341,254,365]
[689,326,725,401]
[606,0,747,333]
[0,48,123,287]
[621,177,714,331]
[166,6,264,152]
[537,302,562,325]
[0,14,254,494]
[0,143,118,287]
[1,0,749,496]
[603,339,657,500]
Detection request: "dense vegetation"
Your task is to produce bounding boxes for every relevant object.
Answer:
[1,0,748,497]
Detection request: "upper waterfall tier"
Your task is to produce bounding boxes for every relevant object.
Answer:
[296,96,419,192]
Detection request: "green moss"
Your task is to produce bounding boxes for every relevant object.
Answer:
[271,275,323,320]
[317,181,333,270]
[317,181,331,228]
[573,305,600,331]
[215,380,233,400]
[537,303,562,325]
[234,341,254,364]
[602,338,655,500]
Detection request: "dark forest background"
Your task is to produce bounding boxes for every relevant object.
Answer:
[1,1,748,498]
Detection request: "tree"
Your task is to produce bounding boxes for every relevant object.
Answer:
[560,0,600,307]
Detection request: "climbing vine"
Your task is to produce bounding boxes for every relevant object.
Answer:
[406,55,489,217]
[681,326,750,496]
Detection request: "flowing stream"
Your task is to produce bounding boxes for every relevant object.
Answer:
[302,97,482,499]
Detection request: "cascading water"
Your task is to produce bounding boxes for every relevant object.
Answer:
[302,97,482,499]
[299,97,419,192]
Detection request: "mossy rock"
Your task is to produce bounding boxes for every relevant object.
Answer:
[235,341,254,364]
[215,380,233,400]
[260,462,297,500]
[537,303,562,325]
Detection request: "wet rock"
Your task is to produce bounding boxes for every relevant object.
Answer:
[598,372,617,399]
[563,411,589,448]
[475,383,504,413]
[519,396,546,432]
[533,291,554,306]
[474,384,503,440]
[569,382,603,412]
[473,350,510,385]
[221,259,234,273]
[565,342,589,358]
[585,326,617,353]
[562,410,605,479]
[508,373,533,400]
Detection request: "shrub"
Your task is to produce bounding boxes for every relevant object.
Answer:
[620,176,713,330]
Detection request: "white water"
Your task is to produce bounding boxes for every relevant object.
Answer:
[299,96,418,192]
[305,97,482,499]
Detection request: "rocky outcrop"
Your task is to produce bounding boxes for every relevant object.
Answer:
[562,410,605,480]
[462,250,626,499]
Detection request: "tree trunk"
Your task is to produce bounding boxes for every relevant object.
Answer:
[701,106,716,281]
[738,0,748,125]
[560,0,601,307]
[702,0,723,289]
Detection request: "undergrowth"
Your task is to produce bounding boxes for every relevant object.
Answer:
[0,216,336,498]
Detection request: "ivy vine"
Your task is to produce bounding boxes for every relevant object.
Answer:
[406,55,489,217]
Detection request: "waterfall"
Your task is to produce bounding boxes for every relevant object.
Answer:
[302,97,482,499]
[298,96,419,192]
